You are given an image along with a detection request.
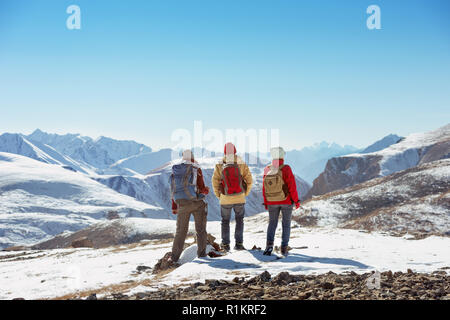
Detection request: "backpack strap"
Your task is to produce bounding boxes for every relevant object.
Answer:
[268,164,285,173]
[182,164,196,200]
[219,163,228,194]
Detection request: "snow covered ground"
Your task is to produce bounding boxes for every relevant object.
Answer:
[1,213,448,300]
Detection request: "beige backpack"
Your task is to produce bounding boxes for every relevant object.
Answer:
[263,164,288,201]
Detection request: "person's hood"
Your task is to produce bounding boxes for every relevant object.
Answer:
[178,159,199,168]
[271,159,284,168]
[222,154,245,164]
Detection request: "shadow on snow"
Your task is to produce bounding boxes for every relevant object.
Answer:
[190,250,370,271]
[248,250,371,269]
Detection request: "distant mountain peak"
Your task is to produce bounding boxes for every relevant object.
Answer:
[31,128,44,135]
[361,134,403,154]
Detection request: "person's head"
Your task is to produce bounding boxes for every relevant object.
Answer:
[224,142,237,155]
[182,149,194,162]
[270,147,285,160]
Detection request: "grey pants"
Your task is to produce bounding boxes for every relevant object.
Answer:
[171,199,208,262]
[220,203,245,245]
[267,204,293,247]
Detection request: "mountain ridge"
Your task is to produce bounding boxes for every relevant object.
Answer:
[307,124,450,198]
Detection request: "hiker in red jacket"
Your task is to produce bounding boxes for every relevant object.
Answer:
[169,150,210,263]
[262,147,300,256]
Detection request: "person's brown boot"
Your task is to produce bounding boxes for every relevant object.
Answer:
[281,246,289,256]
[221,243,230,252]
[234,243,246,251]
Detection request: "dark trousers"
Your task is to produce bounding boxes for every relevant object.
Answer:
[267,204,293,247]
[171,199,208,262]
[220,203,245,245]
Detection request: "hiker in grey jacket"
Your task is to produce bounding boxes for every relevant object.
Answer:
[169,150,210,262]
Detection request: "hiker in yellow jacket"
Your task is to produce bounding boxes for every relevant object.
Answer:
[212,142,253,251]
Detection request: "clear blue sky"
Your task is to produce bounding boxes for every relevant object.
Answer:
[1,0,449,150]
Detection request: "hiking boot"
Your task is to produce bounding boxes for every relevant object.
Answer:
[263,246,273,256]
[221,243,230,252]
[234,243,246,251]
[281,246,289,256]
[166,254,178,266]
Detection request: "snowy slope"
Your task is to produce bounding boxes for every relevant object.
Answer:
[308,124,450,197]
[0,152,167,249]
[297,159,450,236]
[95,157,311,220]
[105,148,173,175]
[361,134,403,154]
[0,214,449,300]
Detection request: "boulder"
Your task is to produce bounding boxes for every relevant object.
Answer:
[71,237,94,248]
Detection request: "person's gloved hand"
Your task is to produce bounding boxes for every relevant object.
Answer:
[295,202,301,210]
[201,186,210,195]
[172,200,178,214]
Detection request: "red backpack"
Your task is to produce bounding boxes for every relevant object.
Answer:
[220,163,246,195]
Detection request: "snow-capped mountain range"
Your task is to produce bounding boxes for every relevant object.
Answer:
[1,126,448,250]
[27,129,153,170]
[0,130,311,249]
[307,124,450,198]
[286,142,361,184]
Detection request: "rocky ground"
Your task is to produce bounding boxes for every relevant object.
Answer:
[93,269,450,301]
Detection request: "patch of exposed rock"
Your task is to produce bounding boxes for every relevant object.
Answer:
[102,270,450,300]
[31,218,178,250]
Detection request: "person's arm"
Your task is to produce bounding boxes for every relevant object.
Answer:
[242,164,253,196]
[211,164,222,198]
[196,168,209,195]
[283,165,300,206]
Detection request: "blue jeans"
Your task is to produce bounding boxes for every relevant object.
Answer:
[220,204,245,245]
[267,204,293,247]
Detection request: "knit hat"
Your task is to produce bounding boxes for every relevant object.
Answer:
[224,142,237,155]
[182,149,194,162]
[270,147,285,159]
